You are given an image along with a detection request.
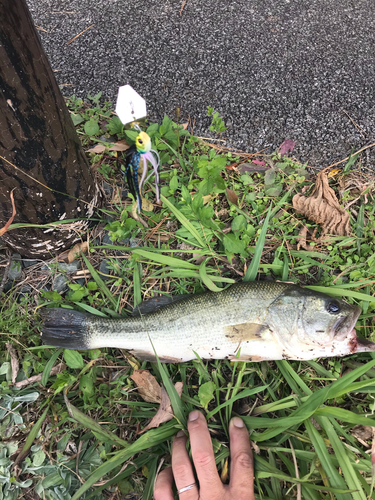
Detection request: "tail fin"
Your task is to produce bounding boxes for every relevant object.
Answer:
[41,308,92,350]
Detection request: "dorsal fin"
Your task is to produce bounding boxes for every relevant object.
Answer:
[132,294,191,316]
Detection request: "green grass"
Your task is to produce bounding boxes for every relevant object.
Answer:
[0,94,375,499]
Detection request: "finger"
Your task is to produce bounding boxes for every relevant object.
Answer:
[172,430,198,498]
[228,417,254,498]
[154,467,174,500]
[188,411,224,497]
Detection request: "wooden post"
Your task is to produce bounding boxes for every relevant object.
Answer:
[0,0,102,258]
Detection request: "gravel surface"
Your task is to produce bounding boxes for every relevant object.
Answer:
[26,0,375,167]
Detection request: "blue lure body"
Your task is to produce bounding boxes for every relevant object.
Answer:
[125,148,142,212]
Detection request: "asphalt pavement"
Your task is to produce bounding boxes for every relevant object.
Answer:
[26,0,375,167]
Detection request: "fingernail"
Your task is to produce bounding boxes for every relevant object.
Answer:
[188,410,200,421]
[176,430,185,438]
[231,417,244,428]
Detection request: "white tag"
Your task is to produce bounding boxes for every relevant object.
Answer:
[115,85,147,124]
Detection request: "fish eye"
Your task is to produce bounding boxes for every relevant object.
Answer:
[326,300,340,314]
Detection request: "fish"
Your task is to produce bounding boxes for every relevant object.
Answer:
[41,281,375,362]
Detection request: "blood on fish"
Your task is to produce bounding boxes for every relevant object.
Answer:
[348,330,358,353]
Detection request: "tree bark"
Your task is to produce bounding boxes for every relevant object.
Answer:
[0,0,102,258]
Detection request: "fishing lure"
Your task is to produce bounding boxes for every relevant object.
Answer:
[124,131,160,212]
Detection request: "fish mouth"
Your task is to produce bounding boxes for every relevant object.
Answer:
[332,306,362,340]
[338,306,375,354]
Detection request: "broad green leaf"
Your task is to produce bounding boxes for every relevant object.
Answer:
[198,381,216,409]
[264,168,276,185]
[70,113,84,126]
[84,119,100,136]
[231,214,247,232]
[265,186,282,197]
[79,373,94,398]
[223,233,245,254]
[63,349,84,369]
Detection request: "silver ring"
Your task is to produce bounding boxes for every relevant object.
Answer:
[177,482,197,494]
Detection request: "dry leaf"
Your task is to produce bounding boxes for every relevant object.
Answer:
[296,226,320,251]
[86,140,129,154]
[225,163,239,171]
[147,234,170,242]
[202,193,217,205]
[351,424,372,447]
[130,369,162,403]
[131,198,153,228]
[278,139,295,157]
[220,457,229,483]
[140,383,184,433]
[327,168,341,179]
[293,171,351,236]
[14,363,66,388]
[109,140,129,151]
[226,187,238,206]
[0,189,16,236]
[86,144,106,154]
[68,241,89,263]
[238,162,267,174]
[6,343,19,384]
[130,369,184,432]
[123,354,141,371]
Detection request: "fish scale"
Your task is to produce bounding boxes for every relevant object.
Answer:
[42,281,373,362]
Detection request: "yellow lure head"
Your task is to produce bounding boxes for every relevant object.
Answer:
[135,131,151,154]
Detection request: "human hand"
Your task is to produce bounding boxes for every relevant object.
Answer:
[154,410,255,500]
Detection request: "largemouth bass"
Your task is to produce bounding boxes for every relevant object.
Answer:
[42,281,374,362]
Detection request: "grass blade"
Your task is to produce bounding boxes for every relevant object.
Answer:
[41,348,63,386]
[152,350,187,427]
[64,393,129,448]
[306,285,375,303]
[132,248,198,270]
[71,421,177,500]
[319,417,366,500]
[142,456,158,500]
[305,418,349,500]
[244,205,272,282]
[80,251,117,309]
[133,260,142,307]
[199,259,223,292]
[22,407,48,453]
[161,194,206,248]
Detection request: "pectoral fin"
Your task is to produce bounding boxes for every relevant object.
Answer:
[128,349,183,363]
[224,323,269,342]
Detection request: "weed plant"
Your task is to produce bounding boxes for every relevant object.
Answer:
[0,94,375,499]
